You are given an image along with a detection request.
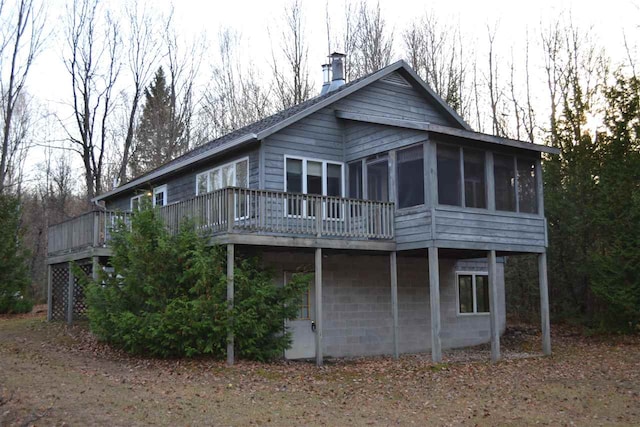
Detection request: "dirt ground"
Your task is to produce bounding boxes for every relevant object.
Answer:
[1,308,639,426]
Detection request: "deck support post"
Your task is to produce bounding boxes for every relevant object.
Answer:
[428,246,442,363]
[67,262,74,325]
[390,251,399,359]
[488,250,501,362]
[315,248,323,367]
[46,264,52,321]
[92,256,100,281]
[226,243,235,366]
[539,252,552,355]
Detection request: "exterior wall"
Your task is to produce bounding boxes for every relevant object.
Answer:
[261,250,506,359]
[104,147,259,211]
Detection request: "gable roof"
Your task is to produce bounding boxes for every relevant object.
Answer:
[93,61,470,202]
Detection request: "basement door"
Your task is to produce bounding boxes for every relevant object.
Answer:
[284,271,316,359]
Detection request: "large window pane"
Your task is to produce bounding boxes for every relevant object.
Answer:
[210,169,222,191]
[367,159,388,202]
[286,158,302,193]
[458,275,473,314]
[437,145,461,206]
[476,275,490,313]
[517,158,538,214]
[307,161,323,195]
[197,173,208,195]
[494,154,516,211]
[397,145,425,209]
[348,162,363,199]
[236,160,248,188]
[327,164,342,197]
[464,149,486,208]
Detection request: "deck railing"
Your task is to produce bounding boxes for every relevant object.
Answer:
[47,188,395,255]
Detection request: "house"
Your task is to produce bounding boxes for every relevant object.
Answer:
[46,54,559,366]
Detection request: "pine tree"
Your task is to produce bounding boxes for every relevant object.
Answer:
[130,67,187,177]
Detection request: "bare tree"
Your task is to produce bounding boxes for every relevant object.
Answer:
[403,12,467,114]
[63,0,120,202]
[271,0,313,109]
[115,0,161,185]
[199,29,272,141]
[352,1,393,77]
[0,0,45,194]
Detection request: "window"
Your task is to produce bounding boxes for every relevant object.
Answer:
[457,272,490,314]
[285,271,311,319]
[463,149,486,208]
[437,144,461,206]
[494,154,516,211]
[517,158,538,214]
[397,145,424,208]
[153,185,167,207]
[284,156,344,216]
[195,158,249,195]
[130,193,149,211]
[348,161,363,199]
[367,158,388,202]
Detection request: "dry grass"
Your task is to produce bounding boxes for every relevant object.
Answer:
[0,310,638,426]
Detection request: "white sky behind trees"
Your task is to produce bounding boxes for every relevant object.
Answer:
[18,0,640,191]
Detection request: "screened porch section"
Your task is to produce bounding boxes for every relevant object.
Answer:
[47,187,396,257]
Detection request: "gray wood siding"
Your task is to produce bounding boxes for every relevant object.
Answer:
[263,109,343,191]
[434,206,546,252]
[395,206,431,249]
[104,148,259,211]
[335,76,458,126]
[344,121,426,161]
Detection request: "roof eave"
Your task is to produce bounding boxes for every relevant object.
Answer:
[92,133,258,202]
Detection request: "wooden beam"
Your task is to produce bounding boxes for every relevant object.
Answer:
[428,246,442,363]
[390,251,399,359]
[67,262,74,325]
[488,250,501,362]
[334,110,560,155]
[486,152,496,211]
[46,264,52,322]
[539,252,552,355]
[227,243,235,366]
[315,248,323,367]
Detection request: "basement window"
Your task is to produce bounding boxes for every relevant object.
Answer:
[457,272,490,314]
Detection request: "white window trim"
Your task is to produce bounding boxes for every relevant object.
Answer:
[455,271,490,316]
[152,185,167,207]
[130,193,146,211]
[283,155,345,219]
[195,157,250,196]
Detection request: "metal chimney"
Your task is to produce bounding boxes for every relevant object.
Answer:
[328,52,346,92]
[320,63,331,95]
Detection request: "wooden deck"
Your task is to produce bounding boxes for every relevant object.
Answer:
[46,188,396,262]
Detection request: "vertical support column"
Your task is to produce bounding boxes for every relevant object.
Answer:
[388,151,396,205]
[227,189,235,233]
[486,152,496,211]
[428,246,442,363]
[488,250,501,362]
[390,251,399,359]
[46,264,52,322]
[315,248,323,367]
[226,243,235,366]
[92,256,100,281]
[539,252,552,355]
[67,262,74,325]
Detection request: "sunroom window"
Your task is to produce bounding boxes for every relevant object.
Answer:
[517,158,538,214]
[493,154,516,212]
[397,145,424,208]
[437,144,461,206]
[463,149,486,208]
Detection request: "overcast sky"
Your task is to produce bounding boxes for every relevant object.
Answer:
[20,0,640,184]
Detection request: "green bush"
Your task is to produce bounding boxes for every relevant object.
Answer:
[82,204,309,360]
[0,194,33,314]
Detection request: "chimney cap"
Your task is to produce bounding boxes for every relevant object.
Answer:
[329,52,346,58]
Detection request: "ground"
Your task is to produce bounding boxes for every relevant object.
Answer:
[1,308,639,426]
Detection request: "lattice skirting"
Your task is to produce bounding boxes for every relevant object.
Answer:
[49,261,93,321]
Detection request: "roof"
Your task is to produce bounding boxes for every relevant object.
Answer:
[94,60,552,202]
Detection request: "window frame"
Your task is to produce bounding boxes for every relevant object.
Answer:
[284,271,311,320]
[152,185,167,207]
[396,143,425,209]
[195,157,250,196]
[455,271,490,316]
[130,193,148,211]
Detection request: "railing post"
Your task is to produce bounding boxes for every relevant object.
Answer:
[315,198,322,238]
[67,262,74,325]
[93,211,100,247]
[227,189,235,233]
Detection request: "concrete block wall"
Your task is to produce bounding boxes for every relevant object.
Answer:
[260,250,506,359]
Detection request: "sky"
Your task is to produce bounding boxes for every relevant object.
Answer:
[17,0,640,185]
